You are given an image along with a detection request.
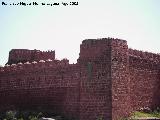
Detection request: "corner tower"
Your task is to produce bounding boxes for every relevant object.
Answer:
[78,38,131,120]
[111,39,131,119]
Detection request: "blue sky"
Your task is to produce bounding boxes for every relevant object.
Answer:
[0,0,160,66]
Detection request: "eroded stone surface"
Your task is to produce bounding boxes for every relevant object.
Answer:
[0,38,159,120]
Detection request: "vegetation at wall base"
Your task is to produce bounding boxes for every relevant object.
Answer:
[0,110,70,120]
[121,108,160,120]
[129,111,160,119]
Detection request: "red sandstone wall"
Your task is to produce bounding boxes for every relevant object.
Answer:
[0,38,160,120]
[111,39,131,120]
[7,49,55,65]
[78,39,112,120]
[129,49,160,111]
[0,60,79,119]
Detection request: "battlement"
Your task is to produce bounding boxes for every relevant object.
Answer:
[129,48,160,63]
[0,58,69,75]
[81,37,126,47]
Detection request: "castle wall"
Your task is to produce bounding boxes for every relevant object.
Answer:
[0,61,80,119]
[129,49,160,111]
[0,38,160,120]
[7,49,55,65]
[111,39,131,119]
[78,39,112,120]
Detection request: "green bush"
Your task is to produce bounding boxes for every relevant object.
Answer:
[0,109,71,120]
[96,116,104,120]
[28,115,38,120]
[5,111,16,120]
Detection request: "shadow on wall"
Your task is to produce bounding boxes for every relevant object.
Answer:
[152,70,160,109]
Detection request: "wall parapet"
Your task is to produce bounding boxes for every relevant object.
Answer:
[129,48,160,63]
[0,59,69,75]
